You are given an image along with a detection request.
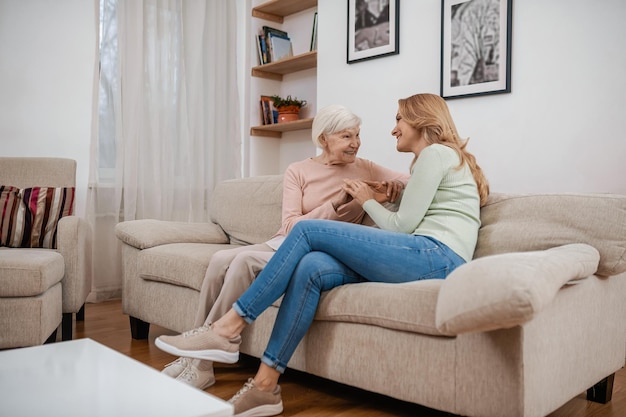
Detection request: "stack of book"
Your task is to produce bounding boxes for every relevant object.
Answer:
[256,26,293,65]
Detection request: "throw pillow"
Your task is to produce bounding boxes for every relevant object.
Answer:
[21,186,75,249]
[0,186,75,249]
[0,185,28,247]
[435,243,600,336]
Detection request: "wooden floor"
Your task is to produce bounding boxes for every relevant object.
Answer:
[72,299,625,417]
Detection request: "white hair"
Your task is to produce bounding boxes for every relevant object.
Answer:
[311,104,362,148]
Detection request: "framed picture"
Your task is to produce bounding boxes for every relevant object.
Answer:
[347,0,399,64]
[440,0,512,99]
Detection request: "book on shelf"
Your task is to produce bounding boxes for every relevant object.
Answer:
[260,95,275,125]
[310,12,318,51]
[262,25,290,64]
[256,29,269,65]
[256,33,264,65]
[268,32,293,62]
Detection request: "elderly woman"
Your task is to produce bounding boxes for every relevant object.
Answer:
[157,104,409,389]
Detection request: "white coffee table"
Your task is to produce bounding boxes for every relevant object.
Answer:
[0,338,233,417]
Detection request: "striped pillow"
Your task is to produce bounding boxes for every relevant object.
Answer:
[0,185,28,247]
[0,186,75,249]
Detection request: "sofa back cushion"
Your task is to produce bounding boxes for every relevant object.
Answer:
[475,193,626,276]
[210,175,283,245]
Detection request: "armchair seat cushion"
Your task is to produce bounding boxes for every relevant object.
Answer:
[0,249,64,297]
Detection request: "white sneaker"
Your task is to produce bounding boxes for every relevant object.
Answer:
[161,357,190,378]
[156,325,240,363]
[175,360,216,390]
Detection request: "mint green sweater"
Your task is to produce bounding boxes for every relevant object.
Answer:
[363,144,481,262]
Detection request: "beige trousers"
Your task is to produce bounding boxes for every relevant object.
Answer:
[193,243,275,327]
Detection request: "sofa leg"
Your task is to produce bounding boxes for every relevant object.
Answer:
[130,316,150,340]
[62,313,73,341]
[76,304,85,321]
[586,373,615,404]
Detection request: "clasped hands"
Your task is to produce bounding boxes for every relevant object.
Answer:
[332,179,404,209]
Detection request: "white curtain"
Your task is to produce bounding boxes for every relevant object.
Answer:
[87,0,241,301]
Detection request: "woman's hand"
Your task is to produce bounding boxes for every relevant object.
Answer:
[363,180,404,203]
[342,179,376,206]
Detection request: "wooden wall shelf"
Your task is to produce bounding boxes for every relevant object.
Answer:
[252,0,317,23]
[251,51,317,81]
[250,118,314,138]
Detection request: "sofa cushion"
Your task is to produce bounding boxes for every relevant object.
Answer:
[22,186,75,249]
[315,279,447,337]
[0,248,65,296]
[0,186,26,247]
[0,186,74,249]
[210,175,283,245]
[476,193,626,276]
[139,243,239,291]
[435,243,600,336]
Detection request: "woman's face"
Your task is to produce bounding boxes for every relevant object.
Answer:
[391,111,422,154]
[320,127,361,165]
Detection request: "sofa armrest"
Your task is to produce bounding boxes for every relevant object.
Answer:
[435,243,600,336]
[114,219,229,250]
[57,216,94,312]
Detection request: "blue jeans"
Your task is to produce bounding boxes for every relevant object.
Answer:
[233,219,465,373]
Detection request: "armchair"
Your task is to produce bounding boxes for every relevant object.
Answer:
[0,157,93,346]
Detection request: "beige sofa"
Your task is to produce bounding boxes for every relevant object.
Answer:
[0,157,93,346]
[115,175,626,417]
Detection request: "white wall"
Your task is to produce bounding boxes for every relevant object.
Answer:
[2,0,624,217]
[0,0,97,216]
[317,0,626,194]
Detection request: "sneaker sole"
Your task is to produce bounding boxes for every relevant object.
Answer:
[155,338,239,364]
[235,401,283,417]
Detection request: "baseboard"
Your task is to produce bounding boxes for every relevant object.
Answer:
[86,288,122,303]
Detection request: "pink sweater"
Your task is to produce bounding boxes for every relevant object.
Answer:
[268,157,409,247]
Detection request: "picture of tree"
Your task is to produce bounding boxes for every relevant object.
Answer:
[450,0,501,87]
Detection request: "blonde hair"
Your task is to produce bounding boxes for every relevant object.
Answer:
[397,93,490,206]
[311,104,362,148]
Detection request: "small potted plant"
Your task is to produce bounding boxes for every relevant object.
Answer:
[270,95,307,123]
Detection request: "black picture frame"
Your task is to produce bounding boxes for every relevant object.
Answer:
[440,0,512,99]
[347,0,399,64]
